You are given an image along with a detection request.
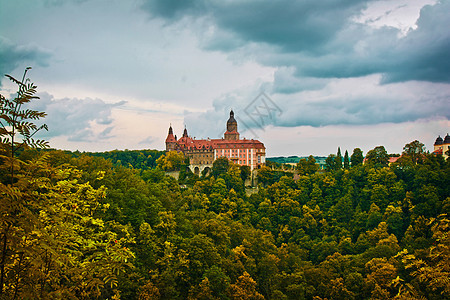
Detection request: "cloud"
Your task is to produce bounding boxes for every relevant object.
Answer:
[28,92,125,142]
[142,0,369,52]
[183,75,449,136]
[141,0,450,85]
[380,0,450,83]
[140,0,208,20]
[273,67,329,94]
[0,37,52,80]
[43,0,88,6]
[139,136,156,145]
[273,78,450,127]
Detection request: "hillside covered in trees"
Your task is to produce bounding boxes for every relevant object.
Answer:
[1,71,449,299]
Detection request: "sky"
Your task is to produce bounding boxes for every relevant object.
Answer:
[0,0,449,157]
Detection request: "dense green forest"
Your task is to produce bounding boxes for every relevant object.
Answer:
[73,149,165,170]
[1,71,449,299]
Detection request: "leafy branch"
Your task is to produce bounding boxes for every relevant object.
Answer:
[0,67,49,185]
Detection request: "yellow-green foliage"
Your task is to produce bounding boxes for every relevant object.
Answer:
[156,151,185,171]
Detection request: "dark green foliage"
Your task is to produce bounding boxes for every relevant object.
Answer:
[336,147,342,170]
[350,148,364,167]
[78,148,164,170]
[212,156,230,178]
[257,166,293,187]
[402,140,425,164]
[325,154,337,171]
[297,155,319,175]
[344,150,350,169]
[240,165,251,182]
[365,146,389,168]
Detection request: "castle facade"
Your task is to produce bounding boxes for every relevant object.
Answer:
[165,110,266,174]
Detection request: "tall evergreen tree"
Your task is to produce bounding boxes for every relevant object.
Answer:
[344,150,350,169]
[336,147,342,170]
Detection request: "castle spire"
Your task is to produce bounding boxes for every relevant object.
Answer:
[225,109,239,140]
[165,124,176,151]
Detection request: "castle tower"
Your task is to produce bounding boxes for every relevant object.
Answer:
[165,125,177,151]
[224,110,240,140]
[434,135,444,152]
[444,134,450,159]
[433,134,450,159]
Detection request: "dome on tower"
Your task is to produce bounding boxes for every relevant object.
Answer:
[444,134,450,144]
[434,135,444,145]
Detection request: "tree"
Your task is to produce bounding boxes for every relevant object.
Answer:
[212,157,230,178]
[0,68,48,296]
[0,67,48,184]
[364,258,398,299]
[228,272,264,300]
[336,147,342,170]
[240,165,251,183]
[297,155,319,175]
[156,150,186,171]
[256,165,273,187]
[402,140,425,164]
[397,214,450,298]
[365,146,389,168]
[1,70,134,298]
[343,150,350,169]
[325,154,337,172]
[350,148,364,167]
[1,152,135,299]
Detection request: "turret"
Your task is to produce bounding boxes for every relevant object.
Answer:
[444,133,450,145]
[434,135,443,146]
[224,110,240,140]
[165,125,177,151]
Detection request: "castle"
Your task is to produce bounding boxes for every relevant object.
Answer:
[433,134,450,160]
[165,110,266,174]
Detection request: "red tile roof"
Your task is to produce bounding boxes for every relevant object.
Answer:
[174,137,265,151]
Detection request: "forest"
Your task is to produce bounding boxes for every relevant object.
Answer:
[1,71,449,299]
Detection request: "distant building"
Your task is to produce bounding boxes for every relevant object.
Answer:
[165,110,266,174]
[433,134,450,159]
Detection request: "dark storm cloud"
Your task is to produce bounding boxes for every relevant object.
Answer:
[29,92,125,142]
[0,37,52,79]
[142,0,369,52]
[381,1,450,83]
[140,0,208,20]
[275,88,450,127]
[141,0,450,84]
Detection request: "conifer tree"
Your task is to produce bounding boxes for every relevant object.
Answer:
[344,150,350,169]
[336,147,342,169]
